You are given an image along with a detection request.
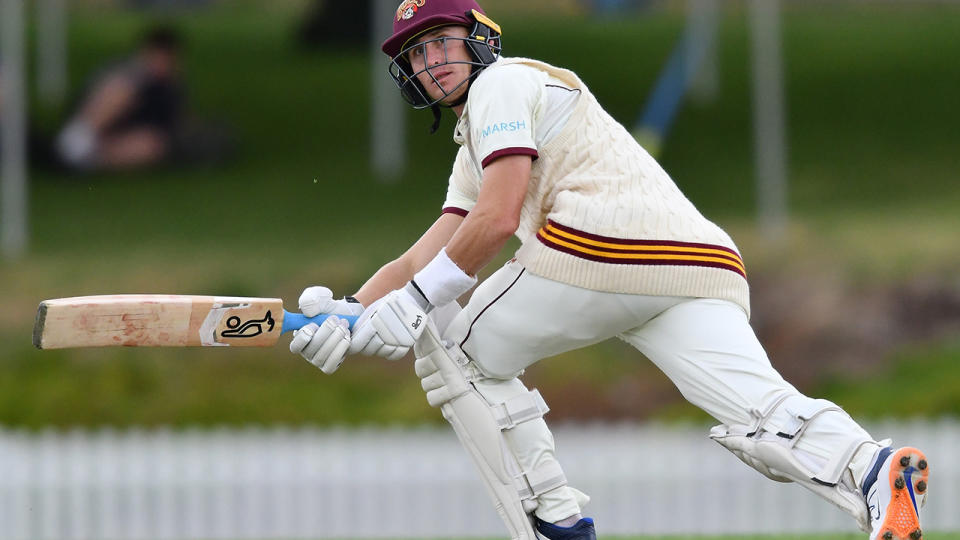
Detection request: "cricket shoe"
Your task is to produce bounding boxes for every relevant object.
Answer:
[534,517,597,540]
[863,447,929,540]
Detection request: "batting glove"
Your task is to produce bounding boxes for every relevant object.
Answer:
[289,317,352,374]
[348,289,427,361]
[296,286,364,319]
[289,286,364,374]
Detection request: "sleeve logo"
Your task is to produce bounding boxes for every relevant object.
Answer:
[480,120,528,139]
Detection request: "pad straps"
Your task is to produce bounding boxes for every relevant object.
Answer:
[491,389,550,430]
[515,460,567,501]
[750,394,875,486]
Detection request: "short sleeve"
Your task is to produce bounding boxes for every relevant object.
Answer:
[442,146,481,216]
[467,64,544,168]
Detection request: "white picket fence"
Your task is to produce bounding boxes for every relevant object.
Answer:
[1,419,957,539]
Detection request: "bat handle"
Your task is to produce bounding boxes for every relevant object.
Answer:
[281,311,359,334]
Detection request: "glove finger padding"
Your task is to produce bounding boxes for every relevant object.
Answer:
[291,317,351,374]
[354,334,404,360]
[313,321,351,374]
[383,344,407,362]
[348,321,377,356]
[288,322,318,354]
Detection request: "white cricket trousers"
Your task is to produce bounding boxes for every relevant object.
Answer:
[446,260,877,522]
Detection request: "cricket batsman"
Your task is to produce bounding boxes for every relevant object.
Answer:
[290,1,931,539]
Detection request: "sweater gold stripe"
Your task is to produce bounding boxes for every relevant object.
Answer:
[544,223,744,263]
[537,224,747,278]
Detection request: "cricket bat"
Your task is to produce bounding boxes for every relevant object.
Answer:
[33,295,358,349]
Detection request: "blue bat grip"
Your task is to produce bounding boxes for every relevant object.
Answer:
[281,310,358,334]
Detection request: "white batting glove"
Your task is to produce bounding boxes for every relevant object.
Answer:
[289,317,351,374]
[296,286,364,319]
[289,286,364,374]
[348,289,428,361]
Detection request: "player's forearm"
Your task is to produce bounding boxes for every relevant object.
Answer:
[351,152,529,309]
[352,214,463,307]
[444,209,516,275]
[398,203,515,313]
[352,258,416,307]
[443,155,530,275]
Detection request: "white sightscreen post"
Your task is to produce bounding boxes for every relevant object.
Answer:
[37,0,68,105]
[370,0,406,183]
[687,0,719,104]
[2,0,29,260]
[749,0,788,239]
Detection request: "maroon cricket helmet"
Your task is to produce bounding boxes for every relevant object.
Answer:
[382,0,491,58]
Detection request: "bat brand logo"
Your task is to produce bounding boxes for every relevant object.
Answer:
[220,311,275,339]
[411,315,423,330]
[396,0,425,21]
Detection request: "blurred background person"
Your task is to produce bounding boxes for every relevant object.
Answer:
[55,25,184,171]
[54,24,232,172]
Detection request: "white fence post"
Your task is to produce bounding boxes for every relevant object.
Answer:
[749,0,788,240]
[1,0,30,260]
[370,0,406,183]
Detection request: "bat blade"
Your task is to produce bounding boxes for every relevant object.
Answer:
[35,295,291,349]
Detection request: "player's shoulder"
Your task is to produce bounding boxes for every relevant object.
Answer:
[472,58,547,93]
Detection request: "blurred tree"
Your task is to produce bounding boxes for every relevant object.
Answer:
[297,0,372,50]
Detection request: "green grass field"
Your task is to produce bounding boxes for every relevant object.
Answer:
[2,2,959,428]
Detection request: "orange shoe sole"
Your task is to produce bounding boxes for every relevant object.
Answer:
[875,447,930,540]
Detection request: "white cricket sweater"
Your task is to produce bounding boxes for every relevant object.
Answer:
[444,57,750,316]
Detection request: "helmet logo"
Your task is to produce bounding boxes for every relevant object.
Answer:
[396,0,426,21]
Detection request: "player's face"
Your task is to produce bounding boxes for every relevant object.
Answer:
[407,26,473,105]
